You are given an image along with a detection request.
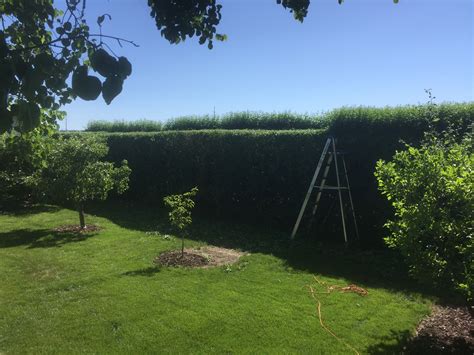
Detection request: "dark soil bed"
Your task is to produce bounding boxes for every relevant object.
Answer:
[406,305,473,354]
[53,224,102,233]
[155,251,209,267]
[154,246,247,268]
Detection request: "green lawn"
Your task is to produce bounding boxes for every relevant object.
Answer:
[0,204,431,353]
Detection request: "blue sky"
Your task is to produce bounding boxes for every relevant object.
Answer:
[59,0,473,130]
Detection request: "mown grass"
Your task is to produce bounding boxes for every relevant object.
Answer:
[0,203,431,353]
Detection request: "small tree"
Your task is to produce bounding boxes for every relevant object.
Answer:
[163,187,198,257]
[375,130,473,300]
[40,135,131,228]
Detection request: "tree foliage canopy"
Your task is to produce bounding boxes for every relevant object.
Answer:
[39,135,131,226]
[163,186,198,256]
[163,187,199,232]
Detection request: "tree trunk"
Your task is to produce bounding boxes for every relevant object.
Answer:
[181,234,185,258]
[78,203,86,229]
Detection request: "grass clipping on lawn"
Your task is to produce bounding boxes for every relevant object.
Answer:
[307,276,368,355]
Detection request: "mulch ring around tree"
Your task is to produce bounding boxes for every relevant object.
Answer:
[53,225,102,233]
[154,246,247,268]
[405,305,474,354]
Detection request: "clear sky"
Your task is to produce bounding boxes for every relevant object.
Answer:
[59,0,473,130]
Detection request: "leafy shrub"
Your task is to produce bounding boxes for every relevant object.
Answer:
[0,111,61,208]
[375,131,473,300]
[39,135,131,228]
[0,132,45,207]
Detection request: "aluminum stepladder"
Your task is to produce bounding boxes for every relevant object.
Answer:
[290,137,359,243]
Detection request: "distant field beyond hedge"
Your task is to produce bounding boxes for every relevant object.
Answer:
[76,103,473,244]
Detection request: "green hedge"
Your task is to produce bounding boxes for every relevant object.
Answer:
[87,129,401,244]
[75,103,474,244]
[104,129,328,219]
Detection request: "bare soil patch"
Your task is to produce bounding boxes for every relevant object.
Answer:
[155,246,247,268]
[53,225,102,233]
[406,305,473,354]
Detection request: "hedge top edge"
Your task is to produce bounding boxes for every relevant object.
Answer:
[84,102,473,132]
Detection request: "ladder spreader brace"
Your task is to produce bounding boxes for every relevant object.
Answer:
[290,137,359,243]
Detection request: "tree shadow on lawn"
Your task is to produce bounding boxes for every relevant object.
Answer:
[88,201,442,300]
[0,228,98,249]
[363,329,412,354]
[122,266,161,277]
[0,204,60,216]
[365,329,474,354]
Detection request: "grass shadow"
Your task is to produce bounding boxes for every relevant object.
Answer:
[366,329,474,354]
[365,330,412,354]
[122,266,161,277]
[0,228,98,249]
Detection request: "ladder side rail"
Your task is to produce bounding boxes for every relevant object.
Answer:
[332,138,348,244]
[311,153,333,216]
[307,153,333,230]
[290,137,332,239]
[342,154,360,240]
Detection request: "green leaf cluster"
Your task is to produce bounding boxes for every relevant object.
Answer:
[277,0,310,22]
[0,0,134,133]
[148,0,226,49]
[163,187,198,231]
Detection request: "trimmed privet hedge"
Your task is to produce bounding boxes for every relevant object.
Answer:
[104,129,328,222]
[74,102,473,244]
[81,129,401,244]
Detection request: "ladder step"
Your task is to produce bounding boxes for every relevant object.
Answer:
[314,186,349,190]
